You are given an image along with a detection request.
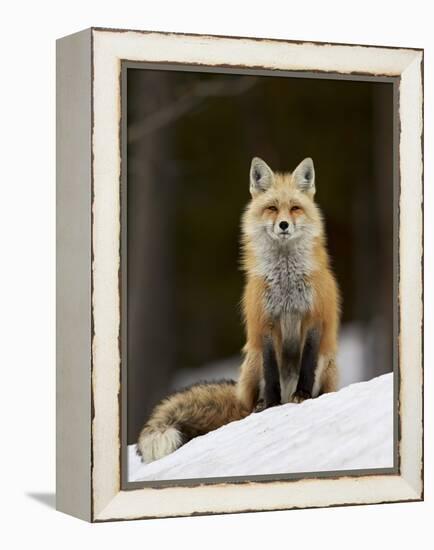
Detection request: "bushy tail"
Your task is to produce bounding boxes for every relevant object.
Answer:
[137,380,249,463]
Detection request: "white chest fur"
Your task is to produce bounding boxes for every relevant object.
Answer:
[256,240,314,320]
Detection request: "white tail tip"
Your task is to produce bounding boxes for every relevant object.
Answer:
[138,427,183,463]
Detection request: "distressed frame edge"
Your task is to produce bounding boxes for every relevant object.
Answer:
[89,28,424,522]
[90,25,424,54]
[396,51,424,500]
[94,475,421,523]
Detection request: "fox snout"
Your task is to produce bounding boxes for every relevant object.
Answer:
[275,218,293,238]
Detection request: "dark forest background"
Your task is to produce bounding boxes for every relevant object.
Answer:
[126,68,394,444]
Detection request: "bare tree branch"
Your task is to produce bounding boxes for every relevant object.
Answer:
[128,77,259,143]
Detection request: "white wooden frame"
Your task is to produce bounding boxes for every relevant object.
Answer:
[56,27,423,522]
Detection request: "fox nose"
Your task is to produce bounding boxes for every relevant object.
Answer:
[279,221,289,231]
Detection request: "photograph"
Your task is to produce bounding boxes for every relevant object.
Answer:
[124,66,396,484]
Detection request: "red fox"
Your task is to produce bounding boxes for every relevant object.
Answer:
[137,157,340,463]
[237,157,340,411]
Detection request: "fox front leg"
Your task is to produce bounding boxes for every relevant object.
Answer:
[262,335,281,408]
[292,327,321,403]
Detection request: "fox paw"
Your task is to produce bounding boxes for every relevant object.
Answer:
[254,398,280,412]
[254,399,266,412]
[291,390,311,404]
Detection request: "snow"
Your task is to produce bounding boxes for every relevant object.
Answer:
[128,373,394,482]
[336,323,368,387]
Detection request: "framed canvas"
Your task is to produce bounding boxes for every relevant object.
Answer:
[56,27,423,522]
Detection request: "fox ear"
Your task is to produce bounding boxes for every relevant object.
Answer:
[292,158,315,195]
[250,157,274,196]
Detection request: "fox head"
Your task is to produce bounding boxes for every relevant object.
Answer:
[243,157,323,246]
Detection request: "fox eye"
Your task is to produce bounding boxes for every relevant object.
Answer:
[267,205,278,212]
[291,205,302,213]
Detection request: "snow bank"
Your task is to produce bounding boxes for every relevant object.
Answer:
[128,373,393,482]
